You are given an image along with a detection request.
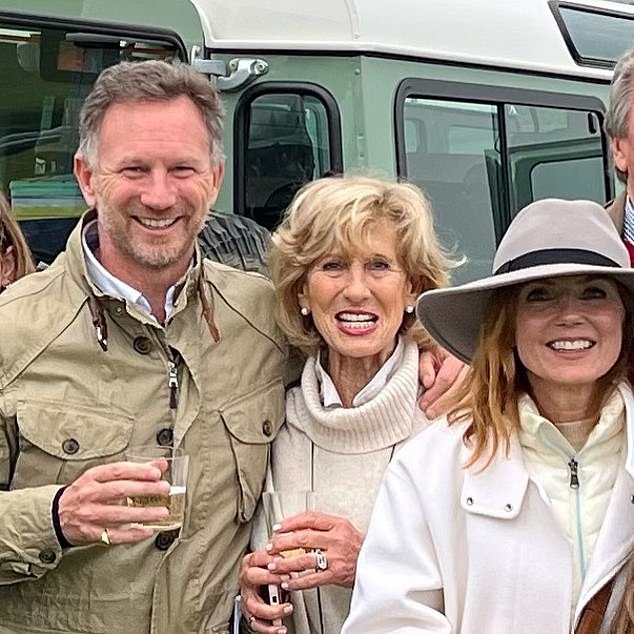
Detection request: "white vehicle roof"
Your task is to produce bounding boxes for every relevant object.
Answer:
[190,0,633,80]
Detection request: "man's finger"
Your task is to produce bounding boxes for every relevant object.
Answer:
[89,461,166,483]
[418,350,438,389]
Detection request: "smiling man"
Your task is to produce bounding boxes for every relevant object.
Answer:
[0,61,288,633]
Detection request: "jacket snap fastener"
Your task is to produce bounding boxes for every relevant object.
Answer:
[262,419,273,436]
[62,438,80,455]
[156,428,174,446]
[505,504,513,512]
[466,497,473,505]
[114,306,124,316]
[631,495,634,504]
[133,336,153,355]
[39,549,57,564]
[155,530,178,551]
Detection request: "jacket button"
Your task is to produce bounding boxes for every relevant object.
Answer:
[504,503,513,512]
[39,549,57,564]
[466,497,474,505]
[133,336,153,355]
[114,306,124,316]
[156,428,174,447]
[155,530,178,551]
[62,438,80,455]
[262,420,273,436]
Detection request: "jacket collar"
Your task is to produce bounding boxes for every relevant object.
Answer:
[461,382,634,519]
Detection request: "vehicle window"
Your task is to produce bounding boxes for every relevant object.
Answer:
[552,2,634,68]
[0,21,181,265]
[242,92,335,230]
[401,96,606,283]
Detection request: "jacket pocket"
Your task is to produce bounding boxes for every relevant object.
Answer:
[13,400,134,487]
[220,380,285,522]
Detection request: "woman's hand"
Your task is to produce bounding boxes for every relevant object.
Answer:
[265,511,364,591]
[239,549,293,634]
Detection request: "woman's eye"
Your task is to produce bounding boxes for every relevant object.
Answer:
[321,260,345,272]
[367,259,390,272]
[581,286,607,300]
[525,288,552,302]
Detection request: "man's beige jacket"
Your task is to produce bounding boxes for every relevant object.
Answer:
[0,211,288,633]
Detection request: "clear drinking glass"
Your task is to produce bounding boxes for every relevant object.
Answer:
[125,445,189,530]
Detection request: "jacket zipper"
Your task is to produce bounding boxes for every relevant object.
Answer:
[568,457,580,489]
[167,347,181,409]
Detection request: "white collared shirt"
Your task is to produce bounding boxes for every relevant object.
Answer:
[315,336,406,407]
[81,219,181,322]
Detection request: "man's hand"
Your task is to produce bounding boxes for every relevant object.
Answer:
[418,347,468,418]
[58,461,171,546]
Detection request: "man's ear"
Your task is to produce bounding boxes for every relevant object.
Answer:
[611,137,629,175]
[0,245,16,288]
[74,153,98,208]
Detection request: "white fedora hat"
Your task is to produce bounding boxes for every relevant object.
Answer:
[416,198,634,363]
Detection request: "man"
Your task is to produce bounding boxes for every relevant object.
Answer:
[0,60,288,633]
[605,46,634,253]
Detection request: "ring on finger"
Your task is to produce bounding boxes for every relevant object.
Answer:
[100,528,111,546]
[314,548,328,571]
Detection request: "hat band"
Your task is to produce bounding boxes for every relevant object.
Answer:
[494,248,621,275]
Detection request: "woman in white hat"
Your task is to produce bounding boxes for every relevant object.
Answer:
[342,198,634,634]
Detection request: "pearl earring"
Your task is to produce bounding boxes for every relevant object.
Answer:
[405,305,414,314]
[300,307,310,316]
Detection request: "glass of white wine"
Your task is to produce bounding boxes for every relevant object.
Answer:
[125,445,189,530]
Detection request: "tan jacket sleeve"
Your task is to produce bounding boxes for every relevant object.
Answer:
[0,410,65,585]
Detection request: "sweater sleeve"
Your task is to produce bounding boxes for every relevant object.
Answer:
[341,454,451,633]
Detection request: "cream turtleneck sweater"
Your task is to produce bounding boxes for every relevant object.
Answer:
[251,338,431,634]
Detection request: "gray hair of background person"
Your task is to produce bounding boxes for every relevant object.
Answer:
[77,60,225,167]
[0,191,35,285]
[269,175,460,355]
[605,46,634,184]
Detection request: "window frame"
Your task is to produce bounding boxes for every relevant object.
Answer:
[394,77,610,238]
[0,10,187,60]
[234,81,343,220]
[548,0,634,70]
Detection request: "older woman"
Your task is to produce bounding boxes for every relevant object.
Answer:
[239,176,457,633]
[0,192,34,291]
[342,198,634,634]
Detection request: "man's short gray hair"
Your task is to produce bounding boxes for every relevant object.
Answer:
[605,47,634,183]
[78,60,225,166]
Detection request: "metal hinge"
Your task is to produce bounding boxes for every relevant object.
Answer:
[190,45,269,92]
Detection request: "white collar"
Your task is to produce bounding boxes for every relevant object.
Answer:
[315,336,405,407]
[81,218,181,322]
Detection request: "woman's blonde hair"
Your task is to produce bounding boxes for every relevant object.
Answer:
[269,175,459,355]
[0,192,34,285]
[448,283,634,468]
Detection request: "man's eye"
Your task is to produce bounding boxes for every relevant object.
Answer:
[122,166,145,176]
[172,166,196,177]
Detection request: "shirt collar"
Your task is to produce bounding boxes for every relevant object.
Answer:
[315,335,406,408]
[81,218,187,322]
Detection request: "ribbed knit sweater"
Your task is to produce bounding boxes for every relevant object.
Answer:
[251,339,431,634]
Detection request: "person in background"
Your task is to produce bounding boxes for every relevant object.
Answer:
[605,46,634,254]
[0,191,34,291]
[342,198,634,634]
[239,175,459,634]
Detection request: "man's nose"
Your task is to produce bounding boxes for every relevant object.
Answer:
[139,170,178,210]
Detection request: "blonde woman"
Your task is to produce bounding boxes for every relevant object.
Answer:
[240,176,458,634]
[0,192,34,291]
[343,199,634,634]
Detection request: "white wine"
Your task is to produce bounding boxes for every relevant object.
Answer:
[127,485,186,530]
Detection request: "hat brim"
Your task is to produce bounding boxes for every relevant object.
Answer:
[416,263,634,364]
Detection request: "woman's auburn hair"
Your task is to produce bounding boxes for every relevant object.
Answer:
[0,191,35,281]
[268,175,461,355]
[447,283,634,468]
